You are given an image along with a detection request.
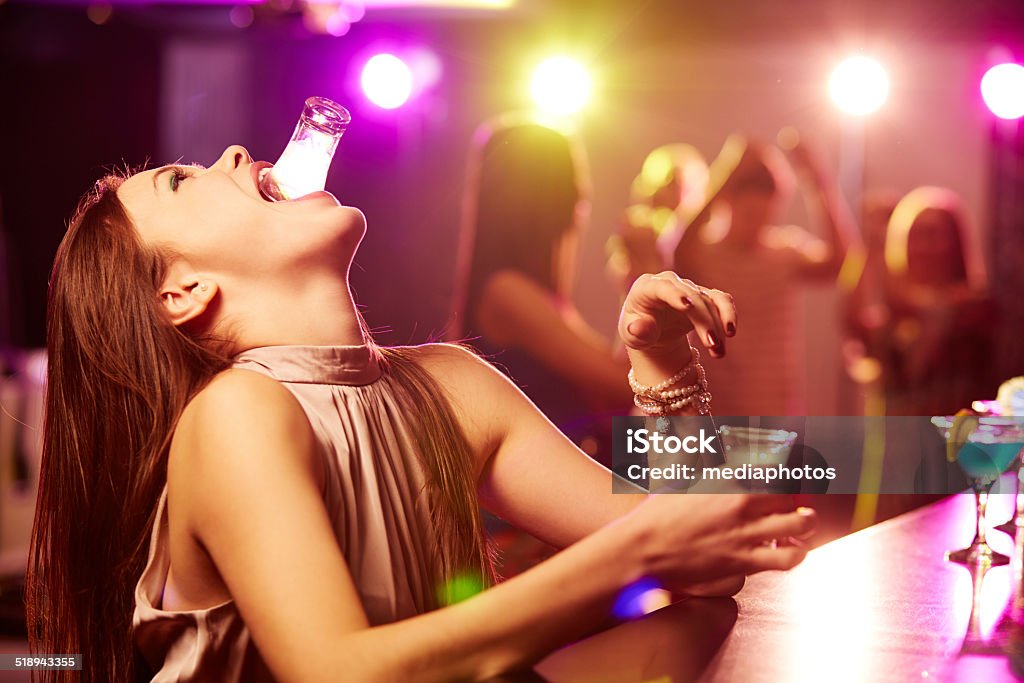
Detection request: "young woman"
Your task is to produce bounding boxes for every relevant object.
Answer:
[449,116,730,465]
[450,116,631,431]
[847,185,996,415]
[28,144,815,682]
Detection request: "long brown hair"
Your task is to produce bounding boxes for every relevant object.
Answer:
[27,176,232,682]
[884,185,982,286]
[450,114,589,339]
[28,176,492,680]
[377,347,495,599]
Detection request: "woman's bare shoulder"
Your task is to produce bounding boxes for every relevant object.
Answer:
[171,368,321,487]
[180,368,305,428]
[396,343,504,397]
[393,343,520,459]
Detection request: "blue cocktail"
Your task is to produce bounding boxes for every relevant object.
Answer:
[932,416,1024,566]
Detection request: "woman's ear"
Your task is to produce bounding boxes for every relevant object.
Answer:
[159,261,219,327]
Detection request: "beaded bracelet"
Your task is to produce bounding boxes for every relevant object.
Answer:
[627,346,700,398]
[628,346,712,416]
[633,388,713,416]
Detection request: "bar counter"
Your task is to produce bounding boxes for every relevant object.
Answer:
[499,493,1024,682]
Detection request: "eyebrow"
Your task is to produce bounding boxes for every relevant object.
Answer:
[152,168,170,193]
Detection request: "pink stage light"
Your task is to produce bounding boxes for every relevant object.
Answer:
[981,63,1024,120]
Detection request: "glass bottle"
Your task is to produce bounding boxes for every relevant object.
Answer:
[259,96,351,201]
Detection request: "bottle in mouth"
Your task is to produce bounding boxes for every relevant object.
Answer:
[259,96,351,201]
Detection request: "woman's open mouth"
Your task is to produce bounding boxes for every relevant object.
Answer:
[251,161,278,202]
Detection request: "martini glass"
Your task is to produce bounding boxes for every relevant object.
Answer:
[932,415,1024,566]
[717,425,798,493]
[993,461,1024,538]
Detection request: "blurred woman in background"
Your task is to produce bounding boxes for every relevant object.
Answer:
[847,186,997,415]
[450,115,728,462]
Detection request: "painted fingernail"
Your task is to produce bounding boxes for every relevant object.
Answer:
[681,296,693,307]
[707,330,722,354]
[726,321,736,336]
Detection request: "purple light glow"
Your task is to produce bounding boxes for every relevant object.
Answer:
[228,4,253,27]
[611,578,670,620]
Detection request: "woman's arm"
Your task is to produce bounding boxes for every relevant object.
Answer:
[784,135,862,280]
[475,269,631,410]
[430,272,738,548]
[416,343,643,548]
[171,369,812,683]
[668,135,756,273]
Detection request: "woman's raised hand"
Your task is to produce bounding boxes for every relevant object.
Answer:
[606,208,668,294]
[617,271,736,359]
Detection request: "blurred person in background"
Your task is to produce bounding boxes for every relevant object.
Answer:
[607,144,710,290]
[450,115,727,463]
[668,132,860,417]
[845,186,997,415]
[449,117,743,575]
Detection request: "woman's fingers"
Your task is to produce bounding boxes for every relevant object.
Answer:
[705,288,737,337]
[746,542,809,572]
[739,493,798,519]
[676,279,729,356]
[741,507,817,546]
[620,274,693,350]
[654,276,725,357]
[621,272,738,357]
[622,313,660,348]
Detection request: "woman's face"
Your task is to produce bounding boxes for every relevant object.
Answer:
[906,208,965,285]
[117,145,366,278]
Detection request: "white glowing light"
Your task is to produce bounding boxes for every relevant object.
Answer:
[361,53,413,109]
[981,63,1024,120]
[829,56,889,116]
[530,56,592,116]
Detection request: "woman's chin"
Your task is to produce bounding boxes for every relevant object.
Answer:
[340,206,367,239]
[322,205,367,252]
[304,204,366,238]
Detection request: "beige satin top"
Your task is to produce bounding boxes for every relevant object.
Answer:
[132,344,439,682]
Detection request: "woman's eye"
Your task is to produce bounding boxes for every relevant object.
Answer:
[170,169,189,192]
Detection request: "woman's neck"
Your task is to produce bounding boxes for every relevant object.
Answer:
[225,273,367,352]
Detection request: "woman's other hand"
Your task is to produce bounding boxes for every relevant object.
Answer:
[617,272,736,360]
[626,494,816,589]
[677,575,746,599]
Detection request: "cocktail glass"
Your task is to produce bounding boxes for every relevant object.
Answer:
[931,415,1024,566]
[717,425,798,493]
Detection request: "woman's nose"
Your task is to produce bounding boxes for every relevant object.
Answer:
[212,145,252,173]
